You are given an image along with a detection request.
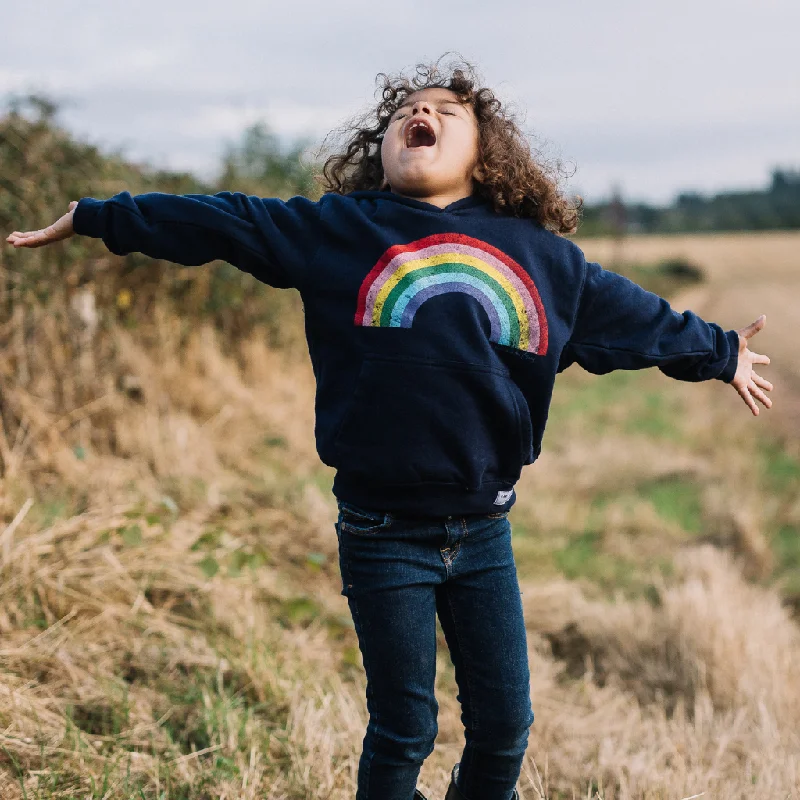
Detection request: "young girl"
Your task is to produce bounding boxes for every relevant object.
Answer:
[6,56,773,800]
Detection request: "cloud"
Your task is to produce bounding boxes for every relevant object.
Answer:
[2,0,798,201]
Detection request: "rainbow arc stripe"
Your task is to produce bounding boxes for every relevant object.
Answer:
[354,233,548,355]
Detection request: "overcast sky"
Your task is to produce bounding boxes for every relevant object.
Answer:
[2,0,798,203]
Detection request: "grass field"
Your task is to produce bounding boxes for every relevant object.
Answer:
[1,232,799,798]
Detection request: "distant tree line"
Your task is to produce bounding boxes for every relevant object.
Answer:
[577,168,800,236]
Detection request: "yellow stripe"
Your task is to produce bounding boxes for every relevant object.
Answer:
[371,253,530,350]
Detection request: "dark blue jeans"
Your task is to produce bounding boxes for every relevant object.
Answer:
[335,501,534,800]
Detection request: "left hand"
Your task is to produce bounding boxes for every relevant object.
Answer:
[731,315,773,416]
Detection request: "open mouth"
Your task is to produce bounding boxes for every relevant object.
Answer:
[404,119,437,148]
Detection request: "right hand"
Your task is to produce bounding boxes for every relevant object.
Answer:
[6,201,78,248]
[730,314,773,416]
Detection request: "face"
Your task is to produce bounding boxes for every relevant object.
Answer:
[380,87,481,201]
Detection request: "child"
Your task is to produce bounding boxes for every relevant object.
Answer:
[6,56,772,800]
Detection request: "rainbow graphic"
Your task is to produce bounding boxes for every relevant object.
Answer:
[354,233,548,355]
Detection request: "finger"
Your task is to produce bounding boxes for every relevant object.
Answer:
[6,232,34,245]
[8,231,49,248]
[9,229,44,239]
[740,315,766,339]
[749,381,772,409]
[737,385,759,416]
[749,352,771,366]
[9,229,47,241]
[68,201,78,211]
[751,372,773,392]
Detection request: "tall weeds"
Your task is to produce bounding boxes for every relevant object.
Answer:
[0,98,306,503]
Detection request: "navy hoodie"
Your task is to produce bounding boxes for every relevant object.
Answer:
[73,190,739,516]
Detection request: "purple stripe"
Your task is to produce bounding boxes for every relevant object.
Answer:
[399,281,502,341]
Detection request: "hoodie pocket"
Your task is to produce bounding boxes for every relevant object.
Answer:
[334,354,528,489]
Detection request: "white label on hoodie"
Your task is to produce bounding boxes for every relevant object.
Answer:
[494,490,513,505]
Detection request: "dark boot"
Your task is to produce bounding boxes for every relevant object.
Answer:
[445,763,520,799]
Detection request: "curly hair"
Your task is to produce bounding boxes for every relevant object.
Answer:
[316,54,581,234]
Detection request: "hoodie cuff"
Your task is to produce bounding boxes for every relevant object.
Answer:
[72,197,106,238]
[715,329,740,383]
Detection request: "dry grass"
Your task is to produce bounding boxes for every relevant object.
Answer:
[0,232,799,798]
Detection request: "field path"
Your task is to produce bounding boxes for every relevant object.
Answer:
[575,231,800,439]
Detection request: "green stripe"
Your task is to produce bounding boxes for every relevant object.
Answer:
[379,262,520,343]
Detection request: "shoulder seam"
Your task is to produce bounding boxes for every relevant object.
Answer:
[573,244,589,311]
[303,196,327,291]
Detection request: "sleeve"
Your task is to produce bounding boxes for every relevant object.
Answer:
[557,258,739,383]
[72,190,324,290]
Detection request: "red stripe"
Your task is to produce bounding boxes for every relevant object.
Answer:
[354,234,452,326]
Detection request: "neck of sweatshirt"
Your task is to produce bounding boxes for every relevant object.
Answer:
[347,190,492,215]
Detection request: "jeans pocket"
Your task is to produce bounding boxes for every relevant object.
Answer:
[338,501,392,535]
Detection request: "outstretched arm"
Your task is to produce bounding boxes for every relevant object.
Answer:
[6,191,324,291]
[558,258,773,416]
